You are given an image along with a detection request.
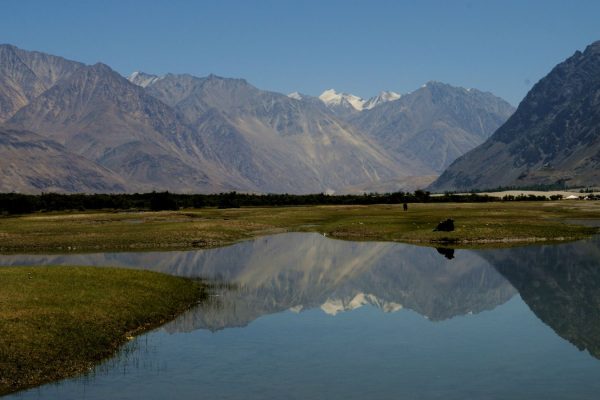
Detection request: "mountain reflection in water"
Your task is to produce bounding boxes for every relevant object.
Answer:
[2,233,600,361]
[165,234,515,332]
[479,236,600,360]
[0,233,514,329]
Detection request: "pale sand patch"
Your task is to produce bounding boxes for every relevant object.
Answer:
[462,190,600,198]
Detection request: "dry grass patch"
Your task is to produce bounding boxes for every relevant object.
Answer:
[1,202,599,252]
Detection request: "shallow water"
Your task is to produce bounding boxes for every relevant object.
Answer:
[3,233,600,399]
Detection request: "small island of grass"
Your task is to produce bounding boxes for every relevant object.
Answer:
[0,266,205,396]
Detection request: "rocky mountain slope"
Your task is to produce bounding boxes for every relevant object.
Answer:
[351,82,515,173]
[431,41,600,191]
[132,72,423,193]
[6,63,226,192]
[0,44,83,123]
[0,128,126,193]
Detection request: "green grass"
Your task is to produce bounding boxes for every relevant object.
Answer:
[0,201,599,252]
[0,266,205,396]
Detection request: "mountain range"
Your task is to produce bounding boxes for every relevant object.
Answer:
[431,40,600,191]
[0,44,514,194]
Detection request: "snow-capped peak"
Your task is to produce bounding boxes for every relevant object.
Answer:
[363,91,401,110]
[320,293,403,316]
[318,89,365,111]
[287,91,303,100]
[127,71,163,88]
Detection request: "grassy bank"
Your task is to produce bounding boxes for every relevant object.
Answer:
[0,202,599,253]
[0,266,205,396]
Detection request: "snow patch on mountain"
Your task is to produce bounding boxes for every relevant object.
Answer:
[318,89,402,111]
[128,71,163,88]
[363,91,401,110]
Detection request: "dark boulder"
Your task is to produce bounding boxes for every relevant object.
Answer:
[434,218,455,232]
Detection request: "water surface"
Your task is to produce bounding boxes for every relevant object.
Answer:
[2,233,600,399]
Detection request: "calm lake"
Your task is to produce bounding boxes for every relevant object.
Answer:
[2,232,600,399]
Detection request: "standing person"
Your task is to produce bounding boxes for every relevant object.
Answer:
[403,202,408,211]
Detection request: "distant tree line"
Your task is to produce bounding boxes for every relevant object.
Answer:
[0,190,587,215]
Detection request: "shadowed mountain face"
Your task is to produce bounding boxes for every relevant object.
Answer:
[0,233,516,332]
[431,41,600,191]
[480,236,600,359]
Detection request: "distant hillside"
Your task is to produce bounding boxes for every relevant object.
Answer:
[350,82,515,174]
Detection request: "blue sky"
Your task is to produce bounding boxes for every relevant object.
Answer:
[2,0,600,105]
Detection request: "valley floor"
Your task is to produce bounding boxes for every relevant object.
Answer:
[1,202,599,252]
